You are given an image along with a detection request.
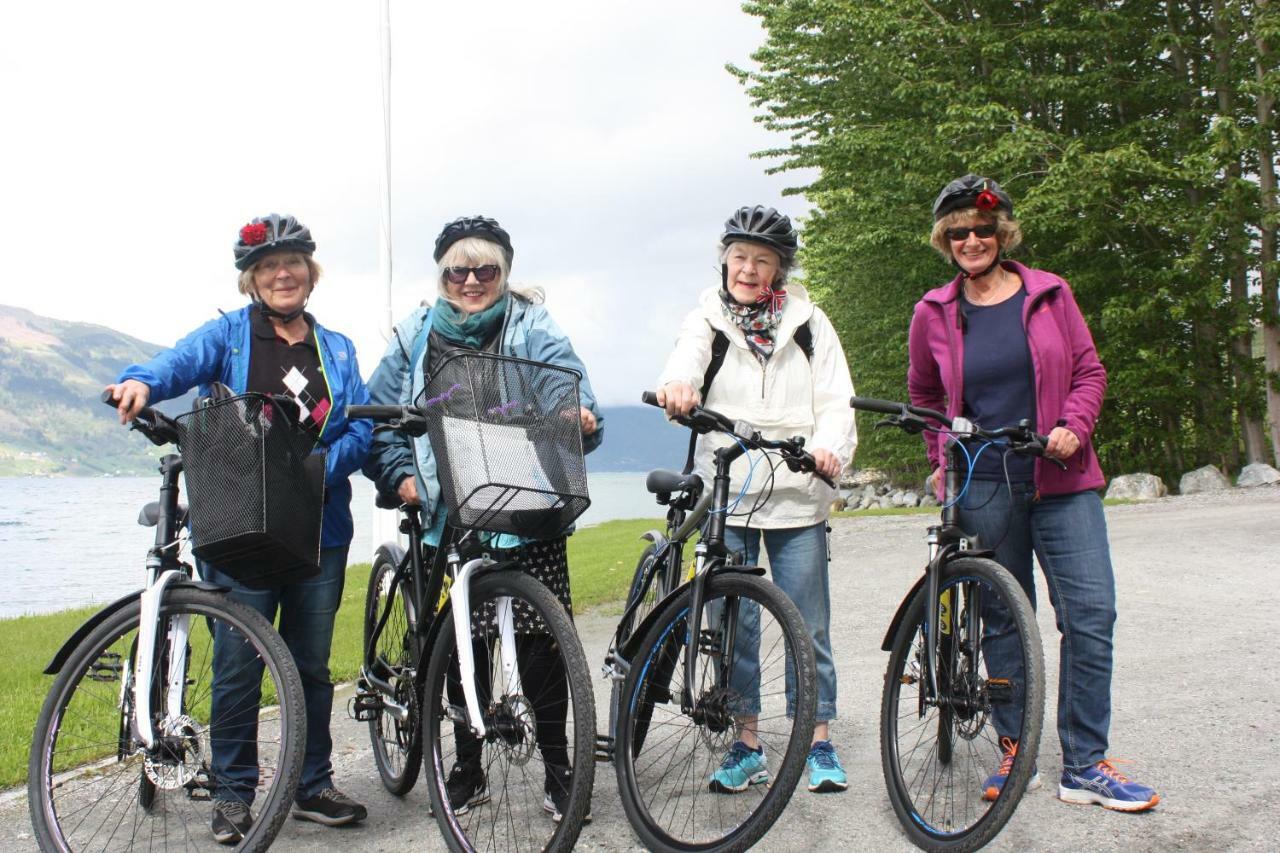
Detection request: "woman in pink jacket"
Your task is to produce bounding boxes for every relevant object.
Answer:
[907,175,1158,812]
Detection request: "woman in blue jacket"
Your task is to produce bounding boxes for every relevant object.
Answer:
[107,213,372,842]
[363,215,601,822]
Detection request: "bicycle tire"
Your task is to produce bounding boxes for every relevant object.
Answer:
[609,541,674,750]
[881,557,1045,851]
[364,548,422,795]
[423,569,596,852]
[29,587,305,853]
[615,571,817,852]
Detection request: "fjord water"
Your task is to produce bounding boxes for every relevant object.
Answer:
[0,472,654,618]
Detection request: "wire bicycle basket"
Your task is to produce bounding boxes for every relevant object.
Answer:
[177,392,325,588]
[417,351,591,538]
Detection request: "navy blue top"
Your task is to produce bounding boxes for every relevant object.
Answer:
[960,287,1035,482]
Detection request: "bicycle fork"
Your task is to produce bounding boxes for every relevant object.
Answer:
[131,570,191,750]
[449,553,521,738]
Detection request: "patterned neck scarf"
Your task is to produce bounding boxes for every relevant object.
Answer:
[719,283,788,363]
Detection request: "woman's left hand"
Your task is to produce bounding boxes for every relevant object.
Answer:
[1044,426,1080,460]
[812,448,841,481]
[579,407,598,436]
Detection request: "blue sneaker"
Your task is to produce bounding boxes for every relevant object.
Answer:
[709,741,768,793]
[806,740,847,793]
[1058,759,1159,812]
[982,736,1041,801]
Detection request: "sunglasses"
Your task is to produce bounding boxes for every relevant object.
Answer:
[945,223,998,241]
[444,265,500,285]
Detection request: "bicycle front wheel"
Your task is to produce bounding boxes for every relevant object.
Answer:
[29,586,305,852]
[615,572,817,852]
[364,548,422,795]
[881,557,1045,851]
[423,569,595,852]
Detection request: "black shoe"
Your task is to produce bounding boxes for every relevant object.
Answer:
[446,760,490,815]
[543,764,592,825]
[292,787,368,826]
[211,799,252,844]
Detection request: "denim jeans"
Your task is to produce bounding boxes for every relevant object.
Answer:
[958,481,1116,770]
[202,546,348,802]
[722,523,837,722]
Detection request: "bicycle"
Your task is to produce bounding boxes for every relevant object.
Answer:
[850,396,1051,851]
[596,392,823,852]
[28,393,306,852]
[348,350,596,853]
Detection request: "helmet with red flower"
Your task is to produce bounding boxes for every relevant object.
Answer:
[932,174,1013,221]
[233,213,317,271]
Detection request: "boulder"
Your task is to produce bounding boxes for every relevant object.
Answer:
[830,497,847,514]
[902,490,921,507]
[889,490,906,507]
[1178,465,1231,494]
[920,494,939,508]
[1237,463,1280,488]
[1105,473,1167,501]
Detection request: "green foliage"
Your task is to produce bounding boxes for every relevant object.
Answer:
[736,0,1279,484]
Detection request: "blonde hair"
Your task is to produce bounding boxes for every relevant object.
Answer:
[929,208,1022,262]
[237,253,323,298]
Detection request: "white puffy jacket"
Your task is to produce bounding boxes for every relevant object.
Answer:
[657,283,857,528]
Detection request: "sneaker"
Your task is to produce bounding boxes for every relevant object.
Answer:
[445,760,490,815]
[1058,759,1159,812]
[709,741,769,793]
[542,763,593,824]
[982,736,1042,801]
[292,787,368,826]
[210,799,252,844]
[806,740,848,793]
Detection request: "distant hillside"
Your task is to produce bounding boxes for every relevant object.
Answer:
[0,305,190,475]
[589,406,689,473]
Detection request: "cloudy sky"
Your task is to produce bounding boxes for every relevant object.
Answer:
[1,1,814,406]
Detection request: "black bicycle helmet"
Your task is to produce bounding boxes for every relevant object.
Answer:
[932,174,1013,221]
[433,215,515,265]
[233,213,316,271]
[719,205,798,262]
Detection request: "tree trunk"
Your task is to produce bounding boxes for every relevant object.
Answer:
[1255,0,1280,464]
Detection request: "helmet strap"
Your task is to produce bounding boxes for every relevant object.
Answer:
[255,297,308,325]
[953,252,1003,282]
[721,263,729,290]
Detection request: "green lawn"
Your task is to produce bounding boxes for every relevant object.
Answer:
[0,515,662,791]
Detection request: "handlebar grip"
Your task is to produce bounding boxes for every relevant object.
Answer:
[640,391,660,408]
[346,405,408,421]
[849,396,905,415]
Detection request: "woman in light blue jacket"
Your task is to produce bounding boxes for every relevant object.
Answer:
[363,215,601,821]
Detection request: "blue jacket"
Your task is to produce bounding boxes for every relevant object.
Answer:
[363,295,602,546]
[118,305,372,547]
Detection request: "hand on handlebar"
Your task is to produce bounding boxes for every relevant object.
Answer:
[104,380,150,424]
[655,381,700,418]
[811,448,841,481]
[1043,426,1080,460]
[397,475,421,506]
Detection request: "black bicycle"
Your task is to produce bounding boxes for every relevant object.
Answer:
[28,394,306,852]
[851,396,1049,851]
[349,351,595,853]
[597,392,822,852]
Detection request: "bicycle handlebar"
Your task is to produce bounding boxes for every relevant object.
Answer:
[347,404,410,421]
[101,390,181,447]
[642,391,837,488]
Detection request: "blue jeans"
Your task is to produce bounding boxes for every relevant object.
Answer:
[202,546,348,802]
[722,523,837,722]
[958,481,1116,770]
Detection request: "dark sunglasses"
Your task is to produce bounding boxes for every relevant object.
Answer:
[945,223,998,241]
[444,265,500,285]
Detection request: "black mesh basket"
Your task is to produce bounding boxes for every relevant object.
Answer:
[417,351,591,538]
[177,394,325,588]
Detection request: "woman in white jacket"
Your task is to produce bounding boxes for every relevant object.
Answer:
[655,205,857,794]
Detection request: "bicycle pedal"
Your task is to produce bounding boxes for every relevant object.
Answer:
[594,734,615,763]
[697,630,723,656]
[986,678,1013,704]
[348,691,383,722]
[88,652,123,682]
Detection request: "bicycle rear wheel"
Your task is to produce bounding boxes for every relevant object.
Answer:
[881,557,1044,851]
[423,569,595,852]
[29,587,305,852]
[609,542,678,748]
[364,547,422,795]
[615,571,817,852]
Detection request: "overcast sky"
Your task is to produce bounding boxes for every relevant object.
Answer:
[0,1,814,406]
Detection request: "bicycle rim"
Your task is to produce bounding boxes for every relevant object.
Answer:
[881,558,1044,850]
[424,570,595,852]
[365,554,422,794]
[616,573,817,852]
[29,588,304,853]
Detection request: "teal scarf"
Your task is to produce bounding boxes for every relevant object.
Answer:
[430,295,509,349]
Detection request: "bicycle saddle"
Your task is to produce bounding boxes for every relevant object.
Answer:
[646,470,701,495]
[137,501,188,528]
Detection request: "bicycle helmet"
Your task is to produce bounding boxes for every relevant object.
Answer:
[433,215,515,265]
[233,213,316,271]
[719,205,798,262]
[932,174,1013,221]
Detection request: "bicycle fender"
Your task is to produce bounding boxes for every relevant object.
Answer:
[882,574,928,652]
[43,580,229,675]
[618,565,767,663]
[374,541,406,568]
[640,529,667,548]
